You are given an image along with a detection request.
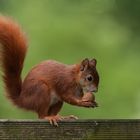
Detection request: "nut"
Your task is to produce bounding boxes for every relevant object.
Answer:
[82,92,95,102]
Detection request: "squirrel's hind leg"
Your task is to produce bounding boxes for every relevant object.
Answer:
[41,101,78,126]
[20,80,51,115]
[39,101,63,126]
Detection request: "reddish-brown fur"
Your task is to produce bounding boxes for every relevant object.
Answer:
[0,16,27,104]
[0,16,99,126]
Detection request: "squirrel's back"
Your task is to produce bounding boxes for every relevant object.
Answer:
[23,60,75,86]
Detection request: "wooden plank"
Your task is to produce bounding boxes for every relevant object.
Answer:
[0,119,140,140]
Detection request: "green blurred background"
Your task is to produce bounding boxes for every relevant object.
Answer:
[0,0,140,119]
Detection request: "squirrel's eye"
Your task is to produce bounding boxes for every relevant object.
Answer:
[86,75,93,82]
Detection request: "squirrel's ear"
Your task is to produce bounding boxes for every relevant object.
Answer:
[90,58,97,67]
[80,58,89,71]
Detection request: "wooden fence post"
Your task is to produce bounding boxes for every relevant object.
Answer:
[0,119,140,139]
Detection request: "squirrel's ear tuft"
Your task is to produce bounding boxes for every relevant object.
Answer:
[80,58,89,71]
[90,58,97,67]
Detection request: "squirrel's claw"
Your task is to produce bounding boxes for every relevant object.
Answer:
[63,115,78,120]
[43,115,62,127]
[92,101,99,107]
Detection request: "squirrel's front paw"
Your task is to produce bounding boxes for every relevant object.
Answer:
[80,100,96,108]
[81,93,98,108]
[92,101,98,107]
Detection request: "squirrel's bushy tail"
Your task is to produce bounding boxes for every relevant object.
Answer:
[0,16,27,104]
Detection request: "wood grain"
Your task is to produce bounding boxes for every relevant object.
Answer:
[0,119,140,140]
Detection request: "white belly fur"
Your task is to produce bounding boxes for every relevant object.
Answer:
[50,90,61,106]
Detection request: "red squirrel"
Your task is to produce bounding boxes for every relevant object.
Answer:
[0,16,99,126]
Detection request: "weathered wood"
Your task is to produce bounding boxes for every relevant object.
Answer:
[0,119,140,139]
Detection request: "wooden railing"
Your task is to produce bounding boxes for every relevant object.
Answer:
[0,119,140,139]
